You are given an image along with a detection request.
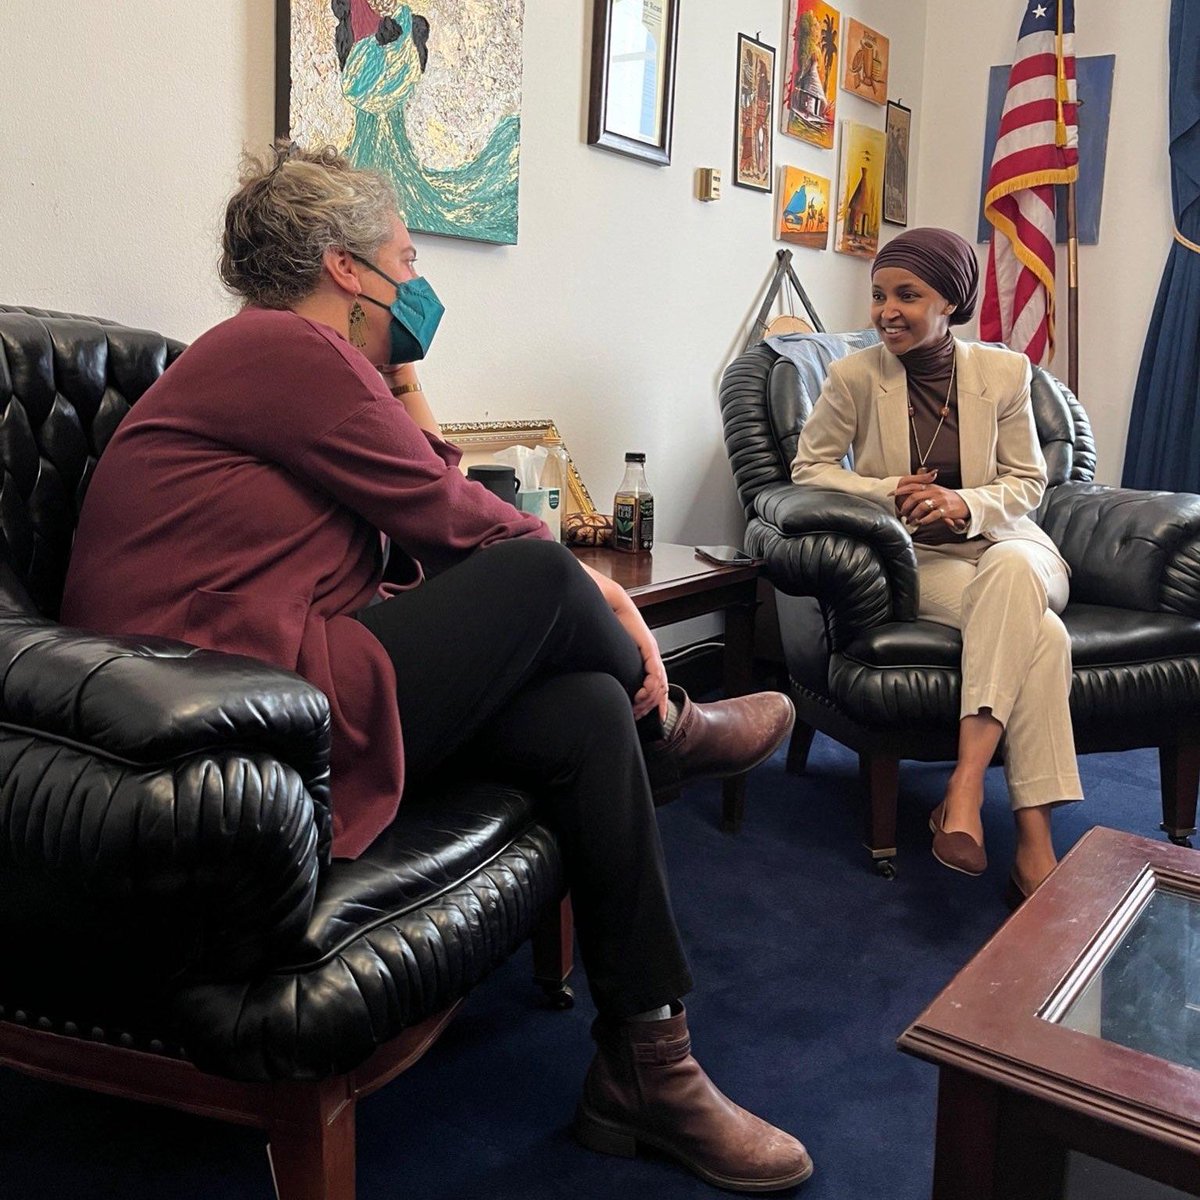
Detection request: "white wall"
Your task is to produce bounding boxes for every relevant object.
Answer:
[2,3,276,342]
[3,0,926,550]
[1,2,1173,513]
[918,0,1173,484]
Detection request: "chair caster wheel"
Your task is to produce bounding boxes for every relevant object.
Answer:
[875,859,897,880]
[540,983,575,1010]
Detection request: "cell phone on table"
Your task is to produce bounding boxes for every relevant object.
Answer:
[694,545,756,567]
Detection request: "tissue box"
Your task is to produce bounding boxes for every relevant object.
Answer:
[518,487,562,541]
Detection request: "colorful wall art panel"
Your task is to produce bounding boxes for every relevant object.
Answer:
[778,167,831,248]
[280,0,525,245]
[841,19,889,104]
[836,119,885,257]
[781,1,840,150]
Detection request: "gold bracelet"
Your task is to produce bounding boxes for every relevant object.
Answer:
[391,382,423,395]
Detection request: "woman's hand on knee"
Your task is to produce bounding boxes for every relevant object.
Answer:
[616,602,669,720]
[578,560,668,719]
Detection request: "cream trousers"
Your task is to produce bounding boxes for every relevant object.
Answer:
[915,538,1083,810]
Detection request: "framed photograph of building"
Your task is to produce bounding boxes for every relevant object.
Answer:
[734,34,775,192]
[587,0,680,166]
[884,100,911,226]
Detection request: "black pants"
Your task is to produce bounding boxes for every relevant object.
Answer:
[357,538,693,1017]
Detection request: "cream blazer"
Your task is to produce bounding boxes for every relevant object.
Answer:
[790,338,1064,560]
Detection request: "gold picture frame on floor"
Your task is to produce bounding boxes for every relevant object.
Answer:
[441,419,597,515]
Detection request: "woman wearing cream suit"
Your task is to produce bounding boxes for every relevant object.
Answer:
[791,227,1082,903]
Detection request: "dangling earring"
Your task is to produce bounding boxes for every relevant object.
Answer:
[349,300,368,348]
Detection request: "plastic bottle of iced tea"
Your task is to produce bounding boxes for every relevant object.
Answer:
[612,452,654,553]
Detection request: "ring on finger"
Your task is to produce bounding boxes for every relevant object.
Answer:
[925,498,935,510]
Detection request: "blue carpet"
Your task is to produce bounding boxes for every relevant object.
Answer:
[0,738,1176,1199]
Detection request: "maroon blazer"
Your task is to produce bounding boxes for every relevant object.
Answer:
[61,307,549,858]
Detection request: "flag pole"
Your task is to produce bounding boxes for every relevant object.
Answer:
[1066,179,1079,395]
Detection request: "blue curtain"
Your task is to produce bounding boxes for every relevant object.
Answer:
[1122,0,1200,492]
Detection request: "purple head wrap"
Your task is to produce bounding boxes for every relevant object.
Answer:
[871,228,979,326]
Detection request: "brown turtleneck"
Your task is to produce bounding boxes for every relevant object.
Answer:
[900,334,968,546]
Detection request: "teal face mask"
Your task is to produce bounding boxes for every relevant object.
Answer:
[351,254,445,363]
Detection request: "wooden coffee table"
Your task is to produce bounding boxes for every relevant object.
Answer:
[570,541,761,830]
[899,826,1200,1198]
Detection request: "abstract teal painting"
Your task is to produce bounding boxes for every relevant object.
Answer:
[279,0,524,245]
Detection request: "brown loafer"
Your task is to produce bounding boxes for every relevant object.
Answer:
[929,802,987,876]
[644,686,795,805]
[575,1005,814,1192]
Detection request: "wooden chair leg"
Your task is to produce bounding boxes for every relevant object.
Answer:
[266,1081,356,1200]
[531,894,575,1008]
[860,752,899,878]
[786,720,816,774]
[1159,743,1200,846]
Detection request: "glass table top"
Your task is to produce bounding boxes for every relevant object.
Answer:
[1053,886,1200,1071]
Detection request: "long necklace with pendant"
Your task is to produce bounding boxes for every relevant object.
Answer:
[909,356,956,470]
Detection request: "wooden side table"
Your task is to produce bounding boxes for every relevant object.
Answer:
[570,541,762,831]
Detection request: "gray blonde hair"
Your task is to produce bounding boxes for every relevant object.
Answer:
[219,142,398,309]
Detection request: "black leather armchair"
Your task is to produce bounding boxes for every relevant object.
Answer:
[720,331,1200,875]
[0,306,572,1197]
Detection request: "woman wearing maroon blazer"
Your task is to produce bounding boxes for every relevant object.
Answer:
[60,144,811,1193]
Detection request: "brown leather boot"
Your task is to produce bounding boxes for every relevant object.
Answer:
[644,686,795,804]
[574,1005,813,1192]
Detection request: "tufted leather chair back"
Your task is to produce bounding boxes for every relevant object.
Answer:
[0,306,185,618]
[720,332,1097,519]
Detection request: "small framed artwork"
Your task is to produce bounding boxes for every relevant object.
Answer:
[842,19,889,104]
[883,100,911,226]
[587,0,680,166]
[781,0,840,150]
[835,119,886,258]
[734,34,775,192]
[778,166,831,248]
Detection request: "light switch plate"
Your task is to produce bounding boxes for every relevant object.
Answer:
[697,168,722,201]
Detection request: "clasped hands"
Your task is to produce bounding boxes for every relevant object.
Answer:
[891,469,969,531]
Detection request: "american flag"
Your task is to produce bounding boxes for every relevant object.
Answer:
[980,0,1078,365]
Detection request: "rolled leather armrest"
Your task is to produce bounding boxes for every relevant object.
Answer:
[748,483,919,646]
[0,616,331,795]
[1037,482,1200,616]
[0,614,332,858]
[0,615,333,978]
